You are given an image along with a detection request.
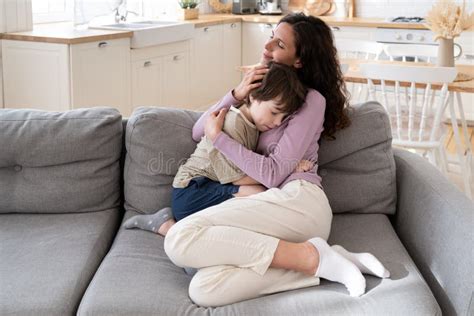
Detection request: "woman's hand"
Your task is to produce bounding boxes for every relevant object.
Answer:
[295,160,315,173]
[233,64,269,101]
[205,108,228,142]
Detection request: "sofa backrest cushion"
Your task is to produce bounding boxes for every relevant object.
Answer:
[124,107,201,214]
[124,102,396,215]
[318,101,396,214]
[0,108,122,214]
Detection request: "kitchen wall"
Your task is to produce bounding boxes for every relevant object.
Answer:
[355,0,473,19]
[200,0,474,19]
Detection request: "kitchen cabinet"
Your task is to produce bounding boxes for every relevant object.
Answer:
[242,22,275,66]
[131,40,190,110]
[2,38,131,114]
[190,22,242,109]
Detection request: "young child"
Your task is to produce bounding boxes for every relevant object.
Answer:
[124,62,307,236]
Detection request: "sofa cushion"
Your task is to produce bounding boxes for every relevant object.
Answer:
[0,209,121,315]
[124,107,201,214]
[318,101,397,214]
[0,108,123,214]
[78,212,440,315]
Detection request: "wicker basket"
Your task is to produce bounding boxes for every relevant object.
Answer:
[178,8,199,20]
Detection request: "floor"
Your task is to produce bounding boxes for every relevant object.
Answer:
[443,124,474,198]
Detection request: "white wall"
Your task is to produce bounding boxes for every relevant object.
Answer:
[354,0,473,19]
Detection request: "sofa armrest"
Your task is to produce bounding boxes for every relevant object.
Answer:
[393,148,473,316]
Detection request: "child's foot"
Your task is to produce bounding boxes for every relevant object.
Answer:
[123,207,174,235]
[308,237,366,297]
[332,245,390,278]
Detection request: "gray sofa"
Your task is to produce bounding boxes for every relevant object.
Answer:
[1,103,472,316]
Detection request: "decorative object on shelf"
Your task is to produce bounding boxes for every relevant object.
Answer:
[425,0,473,67]
[288,0,353,18]
[178,0,200,20]
[208,0,232,13]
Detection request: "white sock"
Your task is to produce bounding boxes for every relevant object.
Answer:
[332,245,390,279]
[308,237,366,297]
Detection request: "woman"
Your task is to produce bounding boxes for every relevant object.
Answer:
[164,13,389,307]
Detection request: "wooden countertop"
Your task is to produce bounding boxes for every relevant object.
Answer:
[342,59,474,93]
[1,22,133,44]
[1,13,440,43]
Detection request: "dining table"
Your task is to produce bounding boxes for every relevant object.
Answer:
[341,58,473,197]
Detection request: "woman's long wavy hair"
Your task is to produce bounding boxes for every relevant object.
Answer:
[280,13,351,139]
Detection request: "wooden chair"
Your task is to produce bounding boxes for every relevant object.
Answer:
[359,63,458,174]
[336,39,384,104]
[383,44,472,198]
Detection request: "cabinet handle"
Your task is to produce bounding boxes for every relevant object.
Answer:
[465,54,474,59]
[173,55,181,61]
[204,27,209,32]
[144,61,152,67]
[98,41,108,48]
[231,23,236,28]
[265,23,272,29]
[331,26,340,31]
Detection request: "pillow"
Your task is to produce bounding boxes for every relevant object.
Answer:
[0,108,122,214]
[318,101,397,214]
[124,107,201,214]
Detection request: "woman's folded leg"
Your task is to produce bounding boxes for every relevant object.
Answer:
[188,265,320,307]
[164,180,332,275]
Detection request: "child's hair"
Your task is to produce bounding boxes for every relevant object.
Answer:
[246,62,307,115]
[279,13,351,139]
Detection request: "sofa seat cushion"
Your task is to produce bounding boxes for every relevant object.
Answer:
[78,212,440,315]
[0,209,121,315]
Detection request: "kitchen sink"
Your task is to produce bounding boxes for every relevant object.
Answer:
[89,20,194,48]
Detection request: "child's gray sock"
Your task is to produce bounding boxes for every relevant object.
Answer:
[123,207,173,234]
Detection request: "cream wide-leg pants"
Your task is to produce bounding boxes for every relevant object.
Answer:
[164,179,333,307]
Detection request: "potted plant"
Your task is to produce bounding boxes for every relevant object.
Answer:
[178,0,200,20]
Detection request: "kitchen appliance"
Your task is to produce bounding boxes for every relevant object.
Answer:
[232,0,258,15]
[375,27,437,62]
[258,0,283,15]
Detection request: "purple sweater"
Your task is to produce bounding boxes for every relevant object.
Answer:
[192,89,326,189]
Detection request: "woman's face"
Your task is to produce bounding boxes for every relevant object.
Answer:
[261,22,302,68]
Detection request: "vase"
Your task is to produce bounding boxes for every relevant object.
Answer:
[437,38,455,67]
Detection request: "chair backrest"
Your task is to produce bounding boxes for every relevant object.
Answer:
[384,43,462,63]
[359,63,457,147]
[336,38,385,60]
[336,39,384,104]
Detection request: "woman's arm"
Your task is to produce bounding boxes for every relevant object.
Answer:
[192,65,269,142]
[192,92,237,142]
[209,89,326,188]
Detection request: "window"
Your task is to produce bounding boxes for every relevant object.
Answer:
[32,0,73,24]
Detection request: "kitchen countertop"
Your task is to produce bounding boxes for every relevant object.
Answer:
[0,13,450,44]
[0,22,133,44]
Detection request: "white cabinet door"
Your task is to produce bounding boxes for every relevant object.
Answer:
[162,51,189,108]
[242,22,274,66]
[191,24,223,107]
[131,57,163,108]
[70,38,131,116]
[222,22,242,94]
[2,40,70,110]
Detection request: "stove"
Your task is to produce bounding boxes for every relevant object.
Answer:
[375,28,436,45]
[390,16,426,23]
